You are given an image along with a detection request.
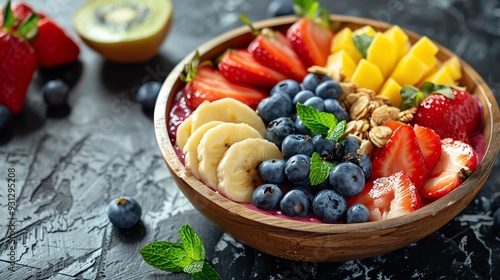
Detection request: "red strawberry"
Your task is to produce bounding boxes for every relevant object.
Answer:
[0,1,38,114]
[420,138,477,200]
[183,65,267,110]
[286,0,334,67]
[218,49,288,88]
[371,124,429,189]
[31,17,80,68]
[247,28,307,81]
[413,88,481,144]
[413,124,442,171]
[347,171,422,221]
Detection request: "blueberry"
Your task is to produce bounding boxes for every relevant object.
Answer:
[257,92,293,124]
[324,99,350,122]
[312,134,336,161]
[491,193,500,213]
[329,162,365,198]
[107,196,142,229]
[346,203,370,223]
[135,81,162,110]
[358,153,372,180]
[0,105,13,133]
[493,209,500,235]
[303,96,325,112]
[258,159,287,184]
[302,73,331,92]
[292,90,315,107]
[267,0,295,17]
[43,79,70,107]
[271,79,301,99]
[281,134,314,159]
[315,80,342,99]
[285,154,310,186]
[266,117,295,148]
[292,187,315,211]
[279,189,310,217]
[294,116,312,135]
[252,184,284,210]
[312,189,347,223]
[335,137,360,161]
[311,179,331,195]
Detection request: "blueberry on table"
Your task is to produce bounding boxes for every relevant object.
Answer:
[284,154,311,186]
[312,189,347,223]
[107,196,142,229]
[43,79,70,107]
[0,105,13,133]
[252,184,284,210]
[258,159,287,184]
[265,117,296,148]
[281,134,314,159]
[267,0,295,18]
[271,79,301,99]
[279,189,311,217]
[135,81,162,111]
[329,162,365,198]
[315,80,342,99]
[257,92,293,124]
[346,203,370,223]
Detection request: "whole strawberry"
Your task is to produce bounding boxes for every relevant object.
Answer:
[0,0,38,114]
[412,88,481,143]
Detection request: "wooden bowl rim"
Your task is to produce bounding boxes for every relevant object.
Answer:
[154,15,500,235]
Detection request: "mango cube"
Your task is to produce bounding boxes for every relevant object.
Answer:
[353,26,377,37]
[441,56,462,80]
[384,25,410,60]
[327,50,357,81]
[409,36,439,58]
[366,33,398,78]
[422,67,456,86]
[379,78,403,107]
[330,27,362,63]
[352,59,385,92]
[390,53,428,86]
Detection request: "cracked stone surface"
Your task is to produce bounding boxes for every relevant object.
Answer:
[1,0,499,279]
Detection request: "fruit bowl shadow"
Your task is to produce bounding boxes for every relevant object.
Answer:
[154,15,500,262]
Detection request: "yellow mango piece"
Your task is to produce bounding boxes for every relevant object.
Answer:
[441,56,462,80]
[409,36,439,58]
[422,67,456,86]
[379,78,403,107]
[330,27,362,63]
[353,26,377,37]
[327,50,357,81]
[384,25,410,60]
[390,54,428,86]
[366,33,398,78]
[352,59,385,92]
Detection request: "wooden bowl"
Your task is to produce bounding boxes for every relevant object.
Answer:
[154,15,500,262]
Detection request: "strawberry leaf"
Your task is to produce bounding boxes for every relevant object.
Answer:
[239,14,260,36]
[2,0,15,29]
[352,34,373,59]
[293,0,330,27]
[180,50,212,83]
[15,12,39,40]
[400,82,455,110]
[309,152,334,186]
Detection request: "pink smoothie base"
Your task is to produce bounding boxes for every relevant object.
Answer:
[166,90,487,224]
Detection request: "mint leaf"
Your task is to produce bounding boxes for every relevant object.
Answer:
[184,260,204,274]
[296,103,337,134]
[192,261,222,280]
[352,34,373,58]
[309,152,335,186]
[180,224,205,261]
[140,242,185,273]
[327,120,346,141]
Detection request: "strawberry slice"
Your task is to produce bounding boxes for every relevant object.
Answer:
[413,88,481,144]
[371,125,428,189]
[347,171,422,221]
[414,124,442,171]
[218,49,288,88]
[247,28,307,82]
[31,17,80,68]
[183,65,267,110]
[420,138,477,200]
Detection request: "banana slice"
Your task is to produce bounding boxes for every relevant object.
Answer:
[176,113,194,151]
[191,98,266,137]
[197,123,263,189]
[183,121,224,179]
[217,138,283,203]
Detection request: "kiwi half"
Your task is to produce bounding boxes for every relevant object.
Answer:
[73,0,172,63]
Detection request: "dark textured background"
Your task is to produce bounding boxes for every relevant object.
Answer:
[1,0,499,279]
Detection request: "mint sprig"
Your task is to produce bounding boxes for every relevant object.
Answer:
[140,225,221,280]
[309,152,335,186]
[296,103,345,141]
[352,34,373,59]
[400,82,455,110]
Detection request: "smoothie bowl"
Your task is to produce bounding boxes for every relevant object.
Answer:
[153,14,500,262]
